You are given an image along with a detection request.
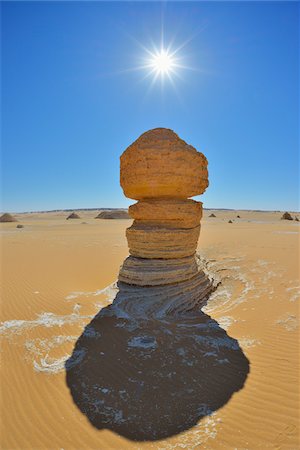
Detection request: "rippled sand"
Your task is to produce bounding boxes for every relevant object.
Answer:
[1,210,299,449]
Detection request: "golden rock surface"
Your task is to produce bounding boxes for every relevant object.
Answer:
[119,128,208,288]
[126,225,200,259]
[129,199,202,229]
[120,128,208,201]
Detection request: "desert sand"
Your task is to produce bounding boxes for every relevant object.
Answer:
[0,208,299,449]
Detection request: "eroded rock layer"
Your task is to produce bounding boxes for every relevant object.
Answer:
[119,255,200,286]
[129,199,202,229]
[118,128,209,313]
[126,225,201,259]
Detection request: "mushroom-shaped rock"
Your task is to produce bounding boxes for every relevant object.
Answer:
[281,212,293,220]
[120,128,208,200]
[65,131,251,436]
[0,213,17,222]
[118,128,210,293]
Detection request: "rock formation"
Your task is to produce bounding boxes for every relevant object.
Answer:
[66,212,80,220]
[281,212,293,221]
[209,213,216,218]
[66,128,250,439]
[95,210,129,219]
[116,128,214,318]
[0,213,17,222]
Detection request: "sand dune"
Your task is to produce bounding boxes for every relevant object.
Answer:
[0,210,299,449]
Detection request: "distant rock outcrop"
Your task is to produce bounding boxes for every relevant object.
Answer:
[95,210,129,219]
[66,212,80,220]
[295,217,299,222]
[117,128,214,316]
[237,215,240,218]
[281,212,293,221]
[0,213,17,222]
[228,220,233,223]
[209,213,216,218]
[16,224,24,228]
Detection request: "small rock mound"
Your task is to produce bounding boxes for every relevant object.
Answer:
[0,213,17,222]
[209,213,216,218]
[281,212,293,221]
[95,210,129,219]
[237,215,240,218]
[228,220,233,223]
[66,212,80,220]
[295,217,299,222]
[16,224,24,228]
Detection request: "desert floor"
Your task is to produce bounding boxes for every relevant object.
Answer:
[1,210,299,449]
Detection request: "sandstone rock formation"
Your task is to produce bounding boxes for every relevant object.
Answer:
[117,128,214,317]
[66,129,250,439]
[0,213,17,222]
[209,213,216,218]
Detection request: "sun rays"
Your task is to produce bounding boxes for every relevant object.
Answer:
[117,28,198,96]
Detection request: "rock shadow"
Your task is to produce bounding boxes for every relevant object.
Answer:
[65,289,250,441]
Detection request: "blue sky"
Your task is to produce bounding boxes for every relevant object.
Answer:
[1,1,299,212]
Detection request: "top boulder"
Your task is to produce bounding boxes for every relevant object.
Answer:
[120,128,208,200]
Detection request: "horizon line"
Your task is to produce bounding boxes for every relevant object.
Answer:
[1,207,299,215]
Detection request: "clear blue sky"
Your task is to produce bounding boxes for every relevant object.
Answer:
[1,1,299,212]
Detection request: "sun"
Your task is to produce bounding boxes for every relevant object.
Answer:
[120,33,198,89]
[149,49,176,76]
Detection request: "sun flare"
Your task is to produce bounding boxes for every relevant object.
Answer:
[123,33,197,89]
[149,49,176,75]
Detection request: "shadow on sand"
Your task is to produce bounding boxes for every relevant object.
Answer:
[65,286,250,441]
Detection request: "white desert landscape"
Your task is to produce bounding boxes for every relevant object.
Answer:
[1,129,299,449]
[2,0,299,447]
